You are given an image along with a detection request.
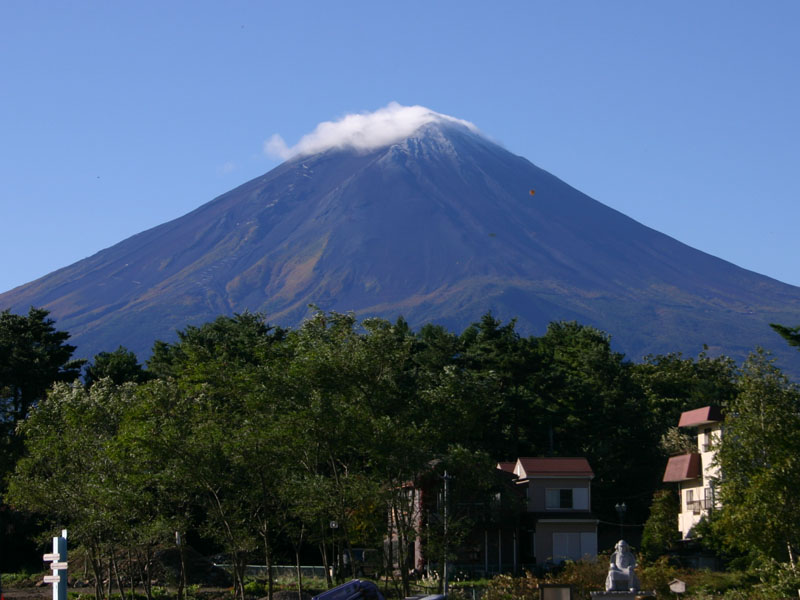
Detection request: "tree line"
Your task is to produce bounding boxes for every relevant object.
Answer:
[1,307,799,599]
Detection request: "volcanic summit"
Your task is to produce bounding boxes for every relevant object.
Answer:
[3,104,800,364]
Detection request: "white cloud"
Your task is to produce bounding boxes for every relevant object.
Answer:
[264,102,479,161]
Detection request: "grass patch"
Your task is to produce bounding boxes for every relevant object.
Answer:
[1,571,46,587]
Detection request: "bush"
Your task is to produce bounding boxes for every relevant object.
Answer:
[244,580,266,596]
[638,556,679,595]
[1,571,43,587]
[640,490,680,561]
[483,572,541,600]
[151,586,171,600]
[752,559,800,599]
[547,558,607,598]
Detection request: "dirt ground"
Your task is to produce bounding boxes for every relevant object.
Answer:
[3,586,51,600]
[1,586,236,600]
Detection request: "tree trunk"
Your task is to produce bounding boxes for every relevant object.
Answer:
[207,485,246,600]
[319,534,332,588]
[295,548,304,600]
[263,533,274,600]
[230,552,246,600]
[128,548,135,600]
[177,532,187,600]
[135,547,153,600]
[385,513,396,597]
[111,551,127,600]
[88,545,104,600]
[107,556,113,600]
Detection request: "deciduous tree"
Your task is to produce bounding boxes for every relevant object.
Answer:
[641,489,680,561]
[713,349,800,563]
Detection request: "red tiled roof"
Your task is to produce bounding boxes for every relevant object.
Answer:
[678,405,723,428]
[516,457,594,478]
[663,453,702,482]
[496,461,515,473]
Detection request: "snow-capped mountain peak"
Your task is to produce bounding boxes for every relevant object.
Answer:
[264,102,482,160]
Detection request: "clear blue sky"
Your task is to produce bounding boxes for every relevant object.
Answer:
[2,1,799,294]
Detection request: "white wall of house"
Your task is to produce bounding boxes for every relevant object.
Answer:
[507,458,597,566]
[525,477,592,512]
[678,421,722,539]
[535,520,597,562]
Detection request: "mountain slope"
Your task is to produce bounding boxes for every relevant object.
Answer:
[3,120,800,366]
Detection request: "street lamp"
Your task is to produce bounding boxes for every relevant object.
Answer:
[615,502,627,541]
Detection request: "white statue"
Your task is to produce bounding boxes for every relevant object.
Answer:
[605,540,640,592]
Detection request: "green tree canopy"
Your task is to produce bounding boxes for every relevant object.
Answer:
[770,323,800,349]
[713,349,800,563]
[6,380,139,600]
[84,346,151,387]
[0,307,83,429]
[641,489,680,561]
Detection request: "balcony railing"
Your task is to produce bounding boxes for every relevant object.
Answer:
[687,499,714,514]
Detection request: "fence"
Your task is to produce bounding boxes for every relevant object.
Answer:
[214,564,329,579]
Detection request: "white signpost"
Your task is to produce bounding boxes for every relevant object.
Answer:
[43,529,68,600]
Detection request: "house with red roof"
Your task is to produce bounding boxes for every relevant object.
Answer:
[662,405,723,539]
[500,457,598,565]
[394,456,597,577]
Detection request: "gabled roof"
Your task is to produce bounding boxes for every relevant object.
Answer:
[496,461,516,474]
[663,453,702,482]
[513,457,594,479]
[678,405,723,428]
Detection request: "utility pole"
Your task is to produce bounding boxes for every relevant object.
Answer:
[615,502,627,541]
[442,471,452,596]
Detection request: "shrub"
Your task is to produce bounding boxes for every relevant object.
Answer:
[640,490,680,562]
[483,572,541,600]
[1,571,43,587]
[638,556,679,595]
[244,580,266,596]
[546,557,606,598]
[753,559,800,599]
[151,586,171,600]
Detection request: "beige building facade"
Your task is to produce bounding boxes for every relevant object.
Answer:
[662,405,723,539]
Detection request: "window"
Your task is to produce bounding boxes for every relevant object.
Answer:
[552,532,597,561]
[546,487,589,510]
[703,428,712,452]
[686,489,701,515]
[704,486,714,509]
[546,488,573,509]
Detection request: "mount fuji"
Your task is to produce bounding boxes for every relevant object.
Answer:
[3,105,800,366]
